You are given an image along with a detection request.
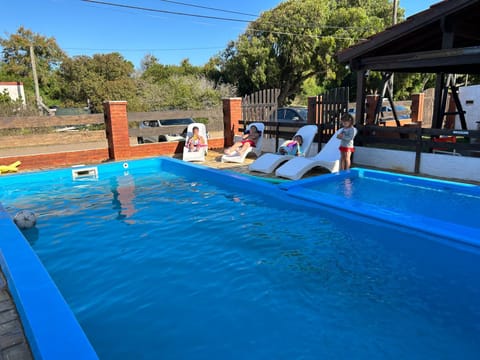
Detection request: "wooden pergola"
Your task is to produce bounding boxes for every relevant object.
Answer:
[338,0,480,129]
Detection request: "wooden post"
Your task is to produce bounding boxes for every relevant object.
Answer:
[307,96,317,124]
[411,93,424,123]
[275,122,280,150]
[355,71,366,125]
[444,94,457,129]
[414,126,422,173]
[366,94,379,125]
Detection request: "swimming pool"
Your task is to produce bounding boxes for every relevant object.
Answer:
[281,168,480,248]
[0,158,479,359]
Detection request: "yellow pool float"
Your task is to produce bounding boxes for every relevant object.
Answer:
[0,161,21,174]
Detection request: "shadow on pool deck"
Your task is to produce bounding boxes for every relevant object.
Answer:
[0,272,32,360]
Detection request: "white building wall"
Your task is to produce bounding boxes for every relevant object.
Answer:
[457,85,480,130]
[0,82,26,104]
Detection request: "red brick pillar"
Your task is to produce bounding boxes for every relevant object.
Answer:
[103,101,131,160]
[411,93,424,123]
[366,95,379,124]
[223,97,242,147]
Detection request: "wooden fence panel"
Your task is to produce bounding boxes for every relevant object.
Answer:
[0,107,223,131]
[0,114,104,129]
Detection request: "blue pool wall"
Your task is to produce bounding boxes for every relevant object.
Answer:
[1,157,480,357]
[280,168,480,249]
[0,203,98,360]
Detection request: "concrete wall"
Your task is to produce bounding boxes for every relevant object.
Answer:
[420,153,480,182]
[354,147,416,173]
[354,146,480,182]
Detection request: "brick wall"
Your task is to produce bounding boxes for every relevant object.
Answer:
[0,149,109,171]
[0,100,233,171]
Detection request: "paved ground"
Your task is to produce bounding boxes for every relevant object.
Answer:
[0,272,32,360]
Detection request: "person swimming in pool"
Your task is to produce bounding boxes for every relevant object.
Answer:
[224,125,260,157]
[186,126,205,152]
[278,135,303,156]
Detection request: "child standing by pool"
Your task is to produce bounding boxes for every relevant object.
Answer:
[278,135,304,156]
[337,114,357,170]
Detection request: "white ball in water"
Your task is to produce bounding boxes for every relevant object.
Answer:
[13,210,37,229]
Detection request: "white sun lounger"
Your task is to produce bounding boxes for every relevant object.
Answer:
[221,122,265,163]
[183,123,208,162]
[248,125,318,174]
[275,128,355,180]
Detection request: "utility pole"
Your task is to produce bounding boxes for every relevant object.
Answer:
[29,45,42,115]
[393,0,399,25]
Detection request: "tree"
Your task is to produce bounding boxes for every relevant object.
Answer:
[141,58,203,83]
[213,0,399,105]
[140,53,159,72]
[58,53,138,112]
[136,75,235,111]
[0,26,65,104]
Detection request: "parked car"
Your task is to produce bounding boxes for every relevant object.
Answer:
[277,107,308,123]
[137,118,195,144]
[348,105,410,119]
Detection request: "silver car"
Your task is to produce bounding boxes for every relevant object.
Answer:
[137,118,195,144]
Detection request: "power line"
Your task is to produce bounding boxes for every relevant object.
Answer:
[82,0,373,31]
[81,0,251,23]
[64,46,224,52]
[155,0,258,17]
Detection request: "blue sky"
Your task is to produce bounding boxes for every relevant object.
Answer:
[3,0,440,68]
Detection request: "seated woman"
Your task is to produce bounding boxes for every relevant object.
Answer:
[278,135,303,156]
[224,125,260,156]
[186,126,206,152]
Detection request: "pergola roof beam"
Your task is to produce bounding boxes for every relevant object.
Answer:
[354,46,480,73]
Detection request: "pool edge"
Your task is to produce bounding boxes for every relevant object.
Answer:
[0,205,98,360]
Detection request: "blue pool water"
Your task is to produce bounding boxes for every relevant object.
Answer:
[1,160,480,359]
[300,173,480,229]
